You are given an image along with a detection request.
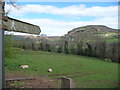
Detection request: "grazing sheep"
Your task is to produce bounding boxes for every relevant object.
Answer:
[20,65,29,69]
[48,69,53,72]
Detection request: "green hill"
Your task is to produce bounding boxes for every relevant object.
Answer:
[61,25,119,44]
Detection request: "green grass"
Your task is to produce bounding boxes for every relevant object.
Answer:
[5,50,119,88]
[6,81,25,88]
[106,38,119,42]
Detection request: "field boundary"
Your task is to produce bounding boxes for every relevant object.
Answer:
[41,71,112,79]
[41,72,82,77]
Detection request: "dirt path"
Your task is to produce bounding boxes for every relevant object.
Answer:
[5,72,60,88]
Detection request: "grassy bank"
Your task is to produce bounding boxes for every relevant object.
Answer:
[5,50,119,88]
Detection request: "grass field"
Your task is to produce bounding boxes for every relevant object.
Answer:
[5,50,119,88]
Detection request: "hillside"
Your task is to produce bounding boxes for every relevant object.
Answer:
[62,25,119,41]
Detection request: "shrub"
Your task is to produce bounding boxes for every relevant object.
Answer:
[4,35,17,58]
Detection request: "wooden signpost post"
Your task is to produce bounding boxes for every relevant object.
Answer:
[0,0,41,89]
[0,1,5,89]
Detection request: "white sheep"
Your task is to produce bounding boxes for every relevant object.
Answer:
[48,69,53,72]
[20,65,29,69]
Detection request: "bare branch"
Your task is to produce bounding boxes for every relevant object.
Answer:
[4,0,22,16]
[9,0,22,9]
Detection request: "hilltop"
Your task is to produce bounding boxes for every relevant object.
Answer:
[67,25,118,35]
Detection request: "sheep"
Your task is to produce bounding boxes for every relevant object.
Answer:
[20,65,29,69]
[48,69,53,72]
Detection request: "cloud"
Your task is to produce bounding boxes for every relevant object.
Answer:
[5,4,118,17]
[5,4,118,36]
[6,16,117,36]
[17,17,117,36]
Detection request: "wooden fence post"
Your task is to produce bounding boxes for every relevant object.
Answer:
[61,77,74,89]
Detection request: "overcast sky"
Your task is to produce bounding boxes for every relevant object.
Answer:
[5,1,118,36]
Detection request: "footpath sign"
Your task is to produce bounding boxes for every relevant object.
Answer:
[0,1,41,89]
[3,17,41,35]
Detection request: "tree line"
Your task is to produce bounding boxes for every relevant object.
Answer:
[10,33,119,63]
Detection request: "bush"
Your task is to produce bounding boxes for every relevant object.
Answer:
[4,35,17,58]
